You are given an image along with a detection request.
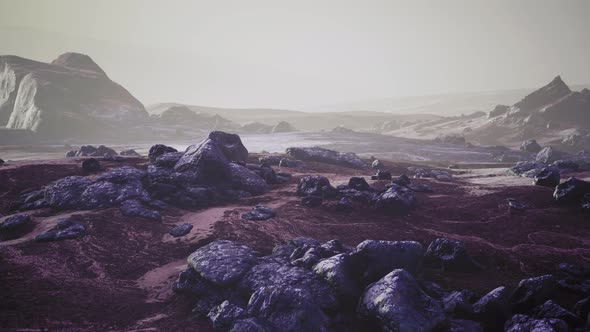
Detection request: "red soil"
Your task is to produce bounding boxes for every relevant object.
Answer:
[0,157,588,331]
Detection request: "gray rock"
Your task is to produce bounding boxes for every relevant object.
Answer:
[207,301,247,330]
[154,152,184,168]
[505,314,568,332]
[443,290,477,316]
[96,166,146,184]
[119,149,140,156]
[44,176,93,210]
[424,238,481,272]
[312,253,363,298]
[347,177,370,191]
[35,219,86,242]
[473,286,511,330]
[352,240,424,283]
[532,300,583,327]
[174,138,231,184]
[116,180,150,203]
[536,147,566,164]
[119,199,161,221]
[188,240,259,286]
[358,269,446,332]
[169,223,193,237]
[335,197,354,213]
[247,286,330,332]
[278,158,304,168]
[520,139,542,153]
[242,205,276,221]
[371,159,382,169]
[296,175,336,198]
[507,198,527,212]
[207,131,249,162]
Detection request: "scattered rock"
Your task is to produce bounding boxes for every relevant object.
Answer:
[407,184,433,192]
[507,198,527,212]
[358,269,446,331]
[296,175,336,198]
[187,240,259,286]
[533,167,560,187]
[312,253,363,298]
[278,158,304,168]
[532,300,583,327]
[473,286,511,330]
[352,240,424,282]
[169,223,193,237]
[392,174,411,186]
[44,176,93,210]
[242,205,276,221]
[424,238,481,272]
[80,181,119,209]
[511,275,557,313]
[348,177,370,191]
[335,197,354,213]
[119,199,161,221]
[443,289,477,317]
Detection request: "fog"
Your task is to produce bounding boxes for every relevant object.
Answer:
[1,0,589,110]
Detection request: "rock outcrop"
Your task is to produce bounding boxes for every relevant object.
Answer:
[0,53,147,139]
[286,147,367,169]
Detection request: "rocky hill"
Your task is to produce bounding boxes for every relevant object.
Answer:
[0,53,147,140]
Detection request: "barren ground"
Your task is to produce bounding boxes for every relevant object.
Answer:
[0,156,589,331]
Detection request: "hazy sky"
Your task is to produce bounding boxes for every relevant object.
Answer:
[1,0,589,109]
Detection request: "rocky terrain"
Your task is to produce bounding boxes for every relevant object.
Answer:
[1,131,590,331]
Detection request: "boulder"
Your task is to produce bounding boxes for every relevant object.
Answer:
[119,149,140,156]
[532,300,583,327]
[92,145,117,157]
[148,144,178,163]
[373,170,392,180]
[443,289,477,317]
[44,176,93,210]
[0,214,30,233]
[504,314,568,332]
[347,177,370,191]
[242,205,276,221]
[335,197,354,213]
[35,218,86,242]
[352,240,424,283]
[553,177,590,204]
[296,175,336,198]
[424,238,481,272]
[301,195,323,207]
[373,184,416,215]
[536,147,566,164]
[65,151,76,157]
[371,159,382,169]
[511,275,557,313]
[286,147,366,169]
[207,301,247,330]
[169,223,193,237]
[229,163,269,195]
[312,253,363,298]
[247,286,330,332]
[79,181,119,209]
[472,286,511,330]
[174,138,231,184]
[520,139,542,153]
[187,240,259,286]
[392,174,411,186]
[533,167,560,187]
[81,158,101,172]
[207,131,249,162]
[358,269,446,331]
[96,166,146,184]
[278,158,304,168]
[119,199,161,221]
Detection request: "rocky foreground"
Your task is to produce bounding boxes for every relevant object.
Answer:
[1,132,590,331]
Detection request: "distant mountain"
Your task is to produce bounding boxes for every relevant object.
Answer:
[0,53,147,139]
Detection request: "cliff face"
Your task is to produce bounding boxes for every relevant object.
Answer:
[0,53,147,139]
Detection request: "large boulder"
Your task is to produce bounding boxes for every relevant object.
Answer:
[373,184,416,215]
[553,177,590,204]
[296,175,336,198]
[286,147,366,169]
[174,138,231,183]
[358,269,446,331]
[472,286,512,330]
[1,54,147,139]
[187,240,259,286]
[228,163,269,195]
[312,253,363,298]
[79,181,119,209]
[511,275,557,313]
[207,131,248,162]
[44,176,93,210]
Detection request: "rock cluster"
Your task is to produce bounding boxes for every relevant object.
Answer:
[286,147,367,169]
[13,132,290,221]
[66,145,118,158]
[173,236,590,331]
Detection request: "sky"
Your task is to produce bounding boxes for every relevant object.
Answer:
[0,0,589,109]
